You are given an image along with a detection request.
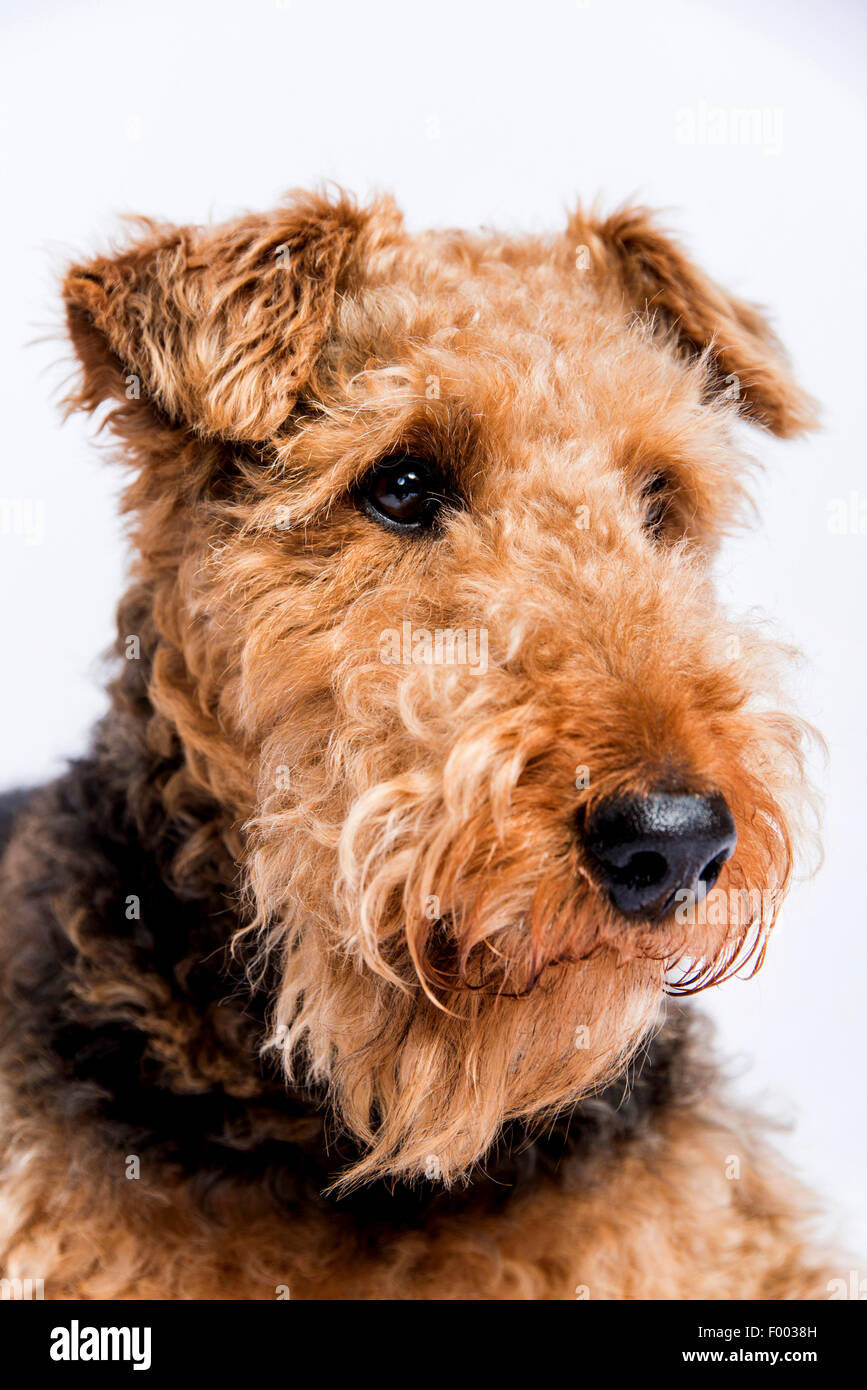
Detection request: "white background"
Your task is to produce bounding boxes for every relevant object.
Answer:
[1,0,865,1256]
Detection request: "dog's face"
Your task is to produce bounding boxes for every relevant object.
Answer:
[64,191,817,1187]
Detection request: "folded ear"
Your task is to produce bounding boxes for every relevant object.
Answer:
[569,205,816,437]
[63,189,377,441]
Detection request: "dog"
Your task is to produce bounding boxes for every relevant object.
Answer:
[0,188,841,1299]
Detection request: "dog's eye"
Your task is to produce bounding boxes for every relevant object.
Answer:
[359,455,445,531]
[641,473,671,534]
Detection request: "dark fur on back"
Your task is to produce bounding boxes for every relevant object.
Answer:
[0,789,32,854]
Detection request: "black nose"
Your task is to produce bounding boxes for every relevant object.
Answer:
[584,791,737,920]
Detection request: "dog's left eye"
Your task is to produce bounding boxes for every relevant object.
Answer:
[641,473,671,534]
[359,455,445,531]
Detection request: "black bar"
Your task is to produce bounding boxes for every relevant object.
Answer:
[1,1297,863,1377]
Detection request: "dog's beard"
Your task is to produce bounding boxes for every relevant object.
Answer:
[238,635,816,1190]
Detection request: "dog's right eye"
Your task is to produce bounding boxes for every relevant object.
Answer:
[358,455,446,532]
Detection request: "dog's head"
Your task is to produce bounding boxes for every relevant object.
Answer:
[64,189,818,1187]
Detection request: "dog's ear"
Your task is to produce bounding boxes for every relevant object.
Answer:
[569,206,816,437]
[63,190,377,441]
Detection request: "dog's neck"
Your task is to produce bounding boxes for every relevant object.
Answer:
[0,671,701,1220]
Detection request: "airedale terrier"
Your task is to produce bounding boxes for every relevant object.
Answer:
[0,189,839,1299]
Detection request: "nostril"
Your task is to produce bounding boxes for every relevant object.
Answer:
[611,850,669,890]
[701,852,727,891]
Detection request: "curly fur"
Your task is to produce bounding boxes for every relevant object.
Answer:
[0,188,839,1299]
